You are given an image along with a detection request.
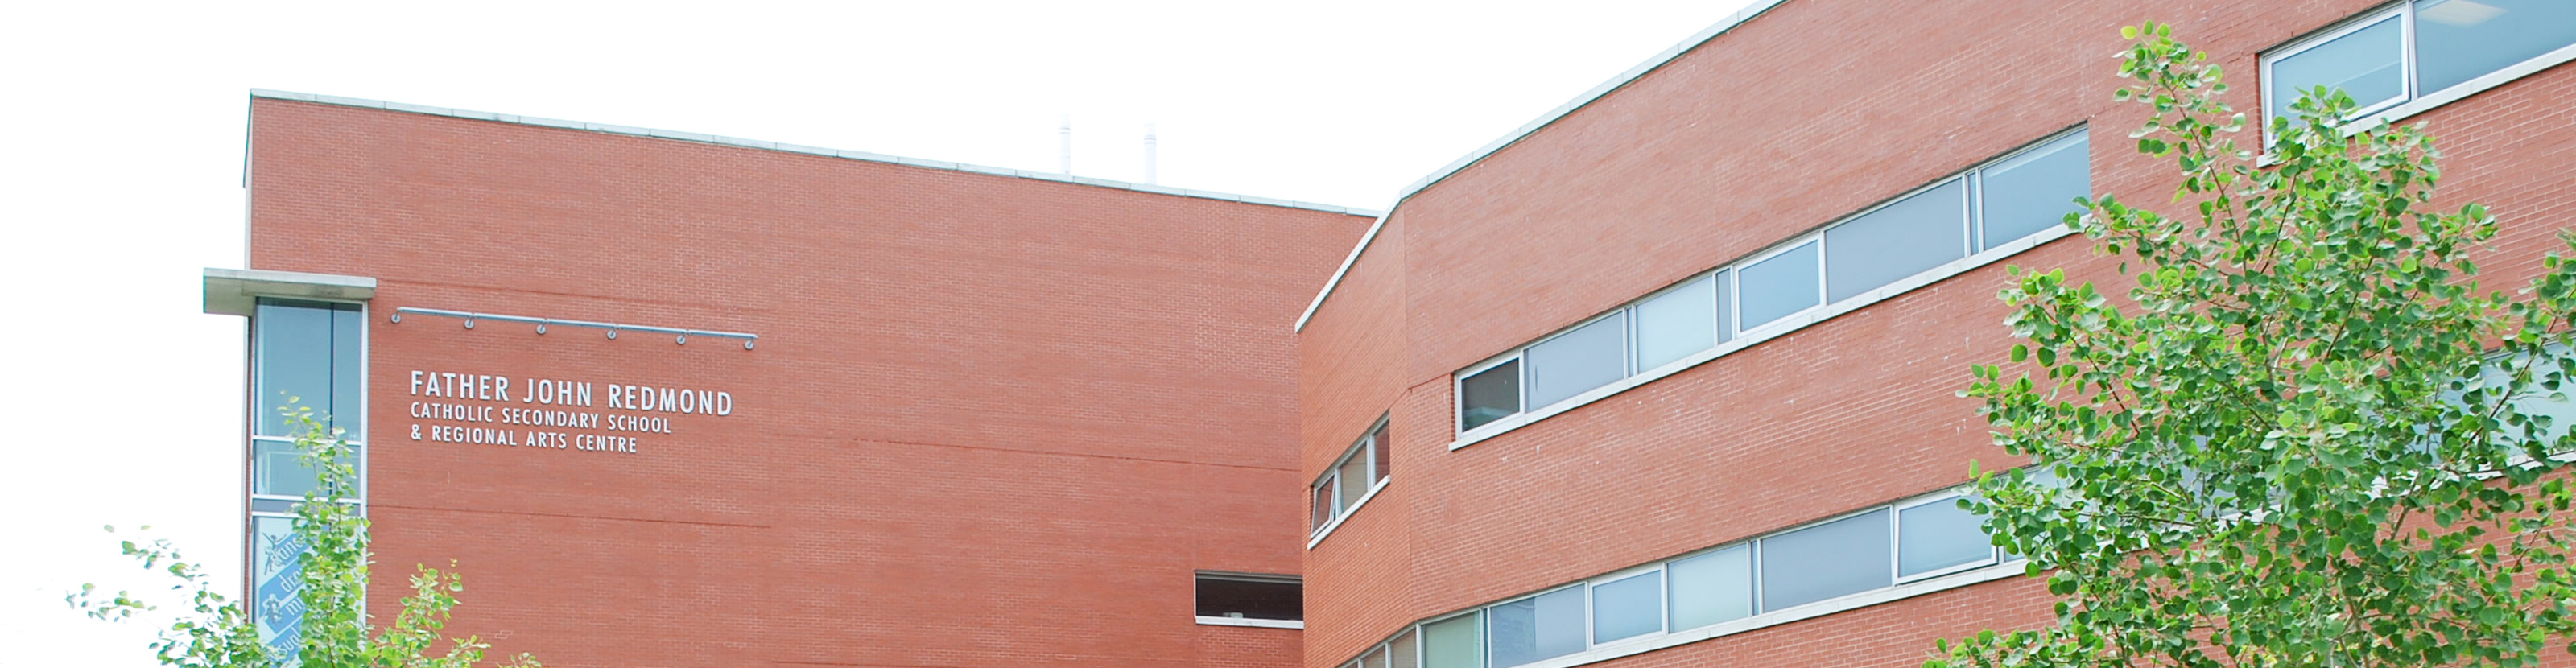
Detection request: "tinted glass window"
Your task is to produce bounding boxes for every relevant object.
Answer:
[1591,571,1663,643]
[1634,276,1717,371]
[2416,0,2576,93]
[2268,16,2405,122]
[1488,587,1585,667]
[1312,480,1337,531]
[1195,575,1302,621]
[1898,498,1995,577]
[1362,646,1388,668]
[1826,179,1968,302]
[1389,630,1418,668]
[1737,241,1820,331]
[1459,361,1521,431]
[1525,312,1628,409]
[1422,612,1483,668]
[1369,422,1392,484]
[1666,543,1753,629]
[1980,131,2091,250]
[1337,448,1371,509]
[1759,509,1893,610]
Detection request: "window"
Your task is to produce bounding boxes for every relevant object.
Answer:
[245,298,366,658]
[1195,573,1302,624]
[1897,497,1998,578]
[1665,543,1753,630]
[1312,416,1391,538]
[1633,274,1719,372]
[1422,612,1484,668]
[1736,240,1821,332]
[1449,128,2090,442]
[1388,629,1418,668]
[2265,1,2576,127]
[1757,509,1892,610]
[1590,570,1662,644]
[1825,179,1967,303]
[1487,586,1584,667]
[1459,360,1521,431]
[1978,131,2092,250]
[1525,312,1629,408]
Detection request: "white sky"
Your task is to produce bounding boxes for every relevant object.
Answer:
[0,1,1755,663]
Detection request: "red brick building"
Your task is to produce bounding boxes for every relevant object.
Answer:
[205,92,1373,667]
[207,1,2576,667]
[1293,2,2574,668]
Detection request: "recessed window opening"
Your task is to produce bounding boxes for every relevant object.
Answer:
[1195,573,1302,621]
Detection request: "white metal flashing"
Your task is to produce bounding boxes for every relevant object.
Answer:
[1294,0,1793,332]
[203,267,376,316]
[246,89,1381,219]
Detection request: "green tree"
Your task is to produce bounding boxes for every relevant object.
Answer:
[70,404,539,668]
[1933,22,2576,668]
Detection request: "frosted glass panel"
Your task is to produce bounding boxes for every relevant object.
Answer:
[1826,179,1967,302]
[1667,543,1753,629]
[1526,312,1628,408]
[1591,571,1663,643]
[1422,613,1483,668]
[1980,131,2091,249]
[1738,241,1820,331]
[1634,276,1717,371]
[1759,509,1892,610]
[2416,0,2576,94]
[1898,499,1995,576]
[2268,16,2405,121]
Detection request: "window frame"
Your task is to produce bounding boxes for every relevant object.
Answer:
[1519,308,1637,410]
[1890,493,2002,583]
[1728,236,1826,339]
[2261,3,2417,127]
[247,297,369,509]
[1193,571,1306,629]
[1455,353,1525,437]
[1584,562,1669,648]
[1484,582,1591,668]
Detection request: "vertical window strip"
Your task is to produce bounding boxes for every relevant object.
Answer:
[1454,127,2091,438]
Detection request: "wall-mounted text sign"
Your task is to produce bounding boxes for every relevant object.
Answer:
[403,371,734,454]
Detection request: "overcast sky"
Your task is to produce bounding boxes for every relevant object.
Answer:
[0,1,1756,663]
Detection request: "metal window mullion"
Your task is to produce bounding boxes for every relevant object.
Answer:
[2400,2,2420,103]
[1965,171,1984,254]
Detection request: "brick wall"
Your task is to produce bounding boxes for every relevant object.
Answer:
[1296,0,2576,666]
[246,99,1373,668]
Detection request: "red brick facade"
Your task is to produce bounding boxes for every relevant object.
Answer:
[242,98,1371,667]
[1296,1,2576,667]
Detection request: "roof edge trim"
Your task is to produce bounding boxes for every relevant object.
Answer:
[1295,0,1790,332]
[246,89,1382,218]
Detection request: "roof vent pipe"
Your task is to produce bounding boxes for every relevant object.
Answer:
[1141,123,1158,185]
[1058,114,1073,175]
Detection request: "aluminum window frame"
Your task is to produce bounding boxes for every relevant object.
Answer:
[1629,272,1724,376]
[1814,173,1976,306]
[1519,308,1638,410]
[1484,582,1591,668]
[246,297,369,510]
[1583,562,1670,648]
[1728,236,1826,340]
[1890,493,2002,583]
[2260,2,2417,129]
[1455,353,1525,437]
[1193,571,1307,628]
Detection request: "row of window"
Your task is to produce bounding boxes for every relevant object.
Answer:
[2262,0,2575,127]
[1455,129,2092,435]
[1313,418,1393,537]
[1339,491,2006,668]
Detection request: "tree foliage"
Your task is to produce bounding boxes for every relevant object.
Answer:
[70,404,539,668]
[1934,22,2576,668]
